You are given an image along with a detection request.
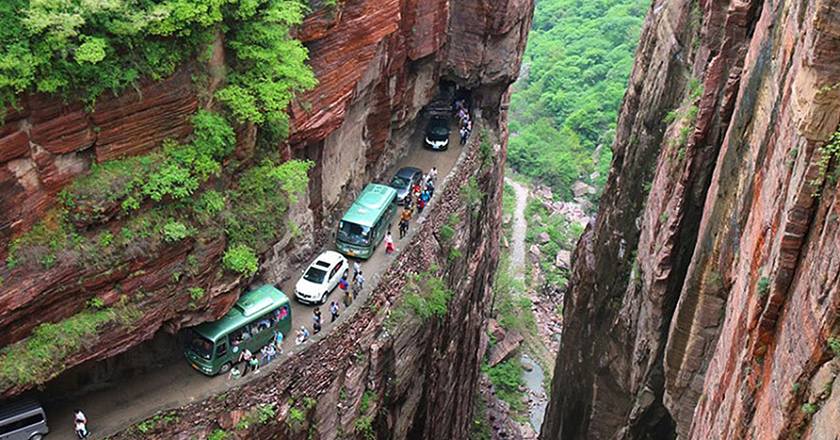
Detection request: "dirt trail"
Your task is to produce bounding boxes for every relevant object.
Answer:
[504,177,529,280]
[45,124,464,440]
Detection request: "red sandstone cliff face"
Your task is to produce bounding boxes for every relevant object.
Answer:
[542,0,840,439]
[0,0,532,400]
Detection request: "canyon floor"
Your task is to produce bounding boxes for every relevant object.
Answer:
[43,124,464,440]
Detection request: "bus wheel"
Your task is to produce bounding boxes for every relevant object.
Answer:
[219,362,232,374]
[320,292,328,304]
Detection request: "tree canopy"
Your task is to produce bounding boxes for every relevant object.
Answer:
[508,0,646,200]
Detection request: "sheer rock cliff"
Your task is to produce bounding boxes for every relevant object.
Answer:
[542,0,840,439]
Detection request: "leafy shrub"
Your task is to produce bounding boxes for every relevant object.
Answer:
[208,429,228,440]
[485,358,526,412]
[195,190,226,218]
[402,273,452,321]
[217,0,317,125]
[757,276,770,297]
[188,287,205,301]
[286,407,304,428]
[0,300,140,387]
[257,403,276,424]
[801,402,817,415]
[225,159,312,250]
[439,225,456,243]
[828,337,840,358]
[359,390,376,414]
[162,220,194,242]
[354,415,375,440]
[222,244,259,276]
[61,110,234,216]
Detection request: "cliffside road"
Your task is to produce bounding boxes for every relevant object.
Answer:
[45,125,463,439]
[505,177,529,280]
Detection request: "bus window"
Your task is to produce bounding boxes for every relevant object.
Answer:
[216,341,228,358]
[0,413,45,435]
[254,316,272,334]
[230,325,251,345]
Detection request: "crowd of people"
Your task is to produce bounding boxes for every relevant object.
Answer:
[456,99,472,145]
[399,166,438,240]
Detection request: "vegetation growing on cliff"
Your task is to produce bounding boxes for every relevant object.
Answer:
[507,0,645,199]
[0,0,316,127]
[0,298,141,387]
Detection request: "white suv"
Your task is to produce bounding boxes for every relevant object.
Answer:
[294,251,349,305]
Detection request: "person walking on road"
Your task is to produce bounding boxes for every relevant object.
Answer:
[228,365,242,381]
[353,261,361,281]
[426,179,435,199]
[74,410,89,439]
[330,301,340,322]
[343,290,353,308]
[239,348,253,376]
[399,218,409,239]
[339,275,349,295]
[460,126,468,145]
[428,167,438,182]
[249,351,260,374]
[313,308,323,334]
[385,230,395,253]
[355,272,365,298]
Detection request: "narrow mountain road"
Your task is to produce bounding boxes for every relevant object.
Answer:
[45,123,464,440]
[504,177,529,280]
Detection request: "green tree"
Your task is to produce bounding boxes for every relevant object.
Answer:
[508,0,645,199]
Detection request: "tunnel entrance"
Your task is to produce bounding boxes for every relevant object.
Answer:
[37,328,183,407]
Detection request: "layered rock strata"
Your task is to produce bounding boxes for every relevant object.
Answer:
[542,0,840,439]
[0,0,532,400]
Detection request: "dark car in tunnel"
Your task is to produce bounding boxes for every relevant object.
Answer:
[424,116,451,150]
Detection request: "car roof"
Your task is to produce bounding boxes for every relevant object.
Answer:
[313,250,344,267]
[395,167,422,178]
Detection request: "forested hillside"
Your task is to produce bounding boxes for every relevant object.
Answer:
[508,0,646,200]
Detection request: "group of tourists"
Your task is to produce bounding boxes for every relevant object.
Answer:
[227,326,286,381]
[399,166,438,240]
[456,99,472,145]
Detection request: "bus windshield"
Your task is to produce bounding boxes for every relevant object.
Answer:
[187,330,214,360]
[337,221,371,246]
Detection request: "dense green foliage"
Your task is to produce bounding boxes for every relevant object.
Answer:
[0,0,315,126]
[0,299,140,386]
[508,0,646,199]
[484,358,527,412]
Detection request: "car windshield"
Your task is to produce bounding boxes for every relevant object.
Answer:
[337,221,371,246]
[428,125,449,137]
[187,330,214,360]
[389,176,410,189]
[304,267,327,283]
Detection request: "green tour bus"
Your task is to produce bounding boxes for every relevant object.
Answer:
[335,183,398,259]
[185,285,291,376]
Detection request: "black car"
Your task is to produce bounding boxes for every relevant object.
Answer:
[388,167,424,205]
[425,116,450,150]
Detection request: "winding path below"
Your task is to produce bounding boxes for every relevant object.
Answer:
[504,176,529,281]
